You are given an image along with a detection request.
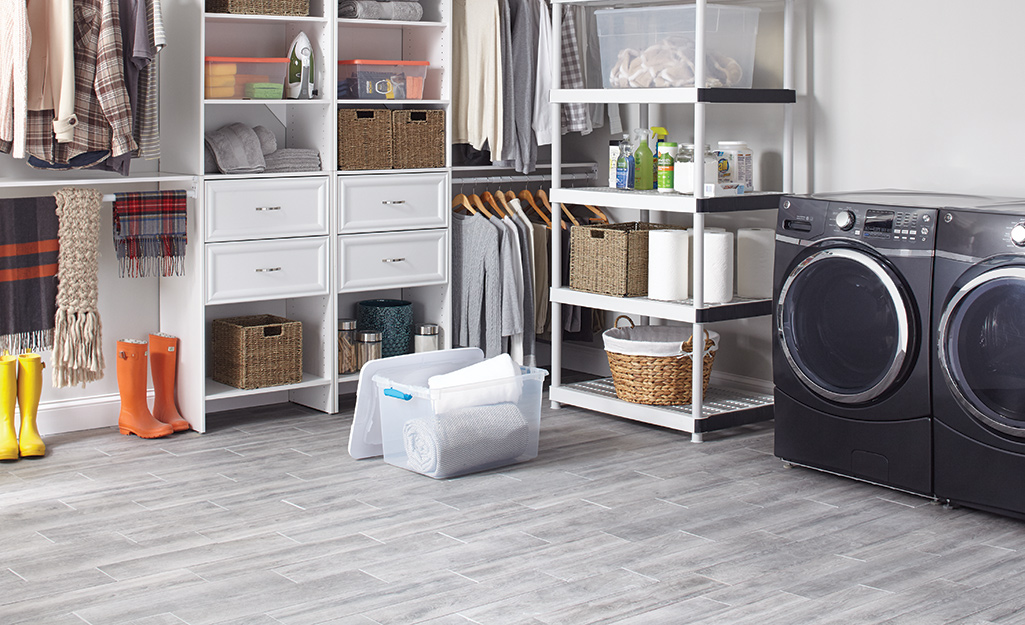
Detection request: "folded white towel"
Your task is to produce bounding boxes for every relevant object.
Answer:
[427,353,522,414]
[403,402,530,478]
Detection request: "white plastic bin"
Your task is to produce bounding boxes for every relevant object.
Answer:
[596,4,760,89]
[373,365,547,479]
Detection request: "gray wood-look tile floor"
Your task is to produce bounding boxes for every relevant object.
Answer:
[4,389,1025,625]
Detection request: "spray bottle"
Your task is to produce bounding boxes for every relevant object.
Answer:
[633,129,654,191]
[650,126,668,189]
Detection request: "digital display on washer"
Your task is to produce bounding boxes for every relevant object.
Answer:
[864,209,895,233]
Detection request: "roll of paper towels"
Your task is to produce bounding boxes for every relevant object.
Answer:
[736,227,775,299]
[647,229,690,300]
[701,231,734,303]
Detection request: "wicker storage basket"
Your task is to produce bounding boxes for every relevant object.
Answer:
[211,314,303,390]
[338,109,393,170]
[603,316,719,405]
[392,109,445,169]
[570,222,683,297]
[206,0,309,16]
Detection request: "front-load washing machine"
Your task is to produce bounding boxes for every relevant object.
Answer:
[774,191,1001,495]
[933,203,1025,519]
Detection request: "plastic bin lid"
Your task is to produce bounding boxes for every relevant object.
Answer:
[205,56,288,63]
[349,347,483,459]
[338,59,430,66]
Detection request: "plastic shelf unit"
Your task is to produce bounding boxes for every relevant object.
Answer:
[548,0,795,442]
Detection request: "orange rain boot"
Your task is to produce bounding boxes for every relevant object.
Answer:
[0,354,18,460]
[116,340,173,439]
[16,353,45,457]
[149,333,189,432]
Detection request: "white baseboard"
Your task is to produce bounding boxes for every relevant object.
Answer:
[36,394,123,436]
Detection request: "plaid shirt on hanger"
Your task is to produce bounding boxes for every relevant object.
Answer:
[25,0,137,167]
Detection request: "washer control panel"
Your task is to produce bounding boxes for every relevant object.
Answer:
[826,203,936,249]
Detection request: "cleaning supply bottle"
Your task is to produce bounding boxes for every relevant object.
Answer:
[633,129,654,191]
[651,126,668,189]
[616,135,634,190]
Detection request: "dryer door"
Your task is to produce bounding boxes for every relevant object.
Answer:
[938,267,1025,438]
[777,247,912,404]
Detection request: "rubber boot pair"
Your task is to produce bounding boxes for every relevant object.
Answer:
[0,353,46,460]
[117,334,189,439]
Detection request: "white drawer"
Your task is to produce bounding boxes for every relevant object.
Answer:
[338,230,447,292]
[338,173,447,233]
[206,177,328,241]
[206,237,329,304]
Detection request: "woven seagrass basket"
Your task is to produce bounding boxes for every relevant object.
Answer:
[338,109,393,170]
[211,314,303,390]
[392,109,445,169]
[603,316,718,406]
[206,0,309,16]
[569,222,683,297]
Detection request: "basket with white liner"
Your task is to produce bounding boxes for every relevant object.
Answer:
[603,315,719,406]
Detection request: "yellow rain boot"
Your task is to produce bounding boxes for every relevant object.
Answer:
[116,340,173,439]
[16,353,45,457]
[0,354,18,460]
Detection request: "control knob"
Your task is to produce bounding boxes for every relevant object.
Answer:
[835,210,856,231]
[1012,223,1025,247]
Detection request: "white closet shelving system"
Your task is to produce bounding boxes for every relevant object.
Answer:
[548,0,795,442]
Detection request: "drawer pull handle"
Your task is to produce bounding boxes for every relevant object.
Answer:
[255,267,282,273]
[381,258,405,263]
[255,206,282,212]
[381,200,406,205]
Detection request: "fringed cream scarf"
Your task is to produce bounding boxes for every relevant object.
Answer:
[52,187,104,388]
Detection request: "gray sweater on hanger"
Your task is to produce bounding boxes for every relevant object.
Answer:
[452,212,503,358]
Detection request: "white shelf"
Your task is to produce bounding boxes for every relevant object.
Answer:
[336,99,450,106]
[550,187,782,214]
[0,171,197,188]
[551,88,796,105]
[205,373,332,401]
[205,99,332,105]
[551,287,771,324]
[204,171,329,181]
[550,379,774,434]
[205,13,330,24]
[337,18,446,29]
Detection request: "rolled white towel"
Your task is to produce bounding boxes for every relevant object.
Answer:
[403,402,530,478]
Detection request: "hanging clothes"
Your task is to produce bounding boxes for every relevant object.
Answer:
[492,0,539,174]
[0,2,30,158]
[532,0,553,146]
[452,212,503,358]
[0,196,59,354]
[26,0,77,145]
[135,0,165,159]
[25,0,137,169]
[452,0,504,160]
[559,5,591,136]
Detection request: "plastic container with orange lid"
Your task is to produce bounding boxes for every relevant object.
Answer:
[338,59,429,100]
[204,57,288,99]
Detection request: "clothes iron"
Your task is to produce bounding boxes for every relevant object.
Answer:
[286,32,315,99]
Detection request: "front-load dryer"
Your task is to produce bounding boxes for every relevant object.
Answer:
[774,191,1001,495]
[933,204,1025,519]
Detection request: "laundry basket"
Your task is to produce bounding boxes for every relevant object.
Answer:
[603,315,719,405]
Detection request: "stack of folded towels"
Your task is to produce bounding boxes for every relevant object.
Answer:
[339,0,424,20]
[204,123,321,175]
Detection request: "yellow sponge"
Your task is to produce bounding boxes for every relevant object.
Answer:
[205,63,237,76]
[204,86,236,99]
[206,75,236,88]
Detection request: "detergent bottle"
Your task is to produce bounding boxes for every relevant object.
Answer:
[633,129,654,191]
[651,126,668,189]
[616,135,634,190]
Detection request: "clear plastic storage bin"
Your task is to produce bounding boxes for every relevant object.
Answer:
[596,4,760,89]
[204,56,288,99]
[373,365,546,478]
[338,59,429,100]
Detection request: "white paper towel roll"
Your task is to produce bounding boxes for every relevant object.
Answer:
[647,229,690,300]
[700,231,734,303]
[736,227,775,299]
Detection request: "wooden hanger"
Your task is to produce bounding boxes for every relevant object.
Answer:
[518,189,553,229]
[482,191,505,218]
[470,193,494,219]
[452,193,476,215]
[538,188,579,227]
[494,189,512,215]
[574,203,610,223]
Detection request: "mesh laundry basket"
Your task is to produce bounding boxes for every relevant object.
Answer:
[603,315,719,405]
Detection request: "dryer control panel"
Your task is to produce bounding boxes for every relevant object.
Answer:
[778,196,937,250]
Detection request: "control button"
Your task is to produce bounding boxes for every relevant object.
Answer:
[1011,223,1025,247]
[923,214,931,223]
[921,227,929,235]
[835,210,856,231]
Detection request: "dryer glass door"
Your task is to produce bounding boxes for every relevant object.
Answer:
[939,268,1025,437]
[778,247,911,404]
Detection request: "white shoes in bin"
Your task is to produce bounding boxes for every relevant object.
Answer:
[349,349,547,479]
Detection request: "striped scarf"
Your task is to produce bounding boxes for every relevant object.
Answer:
[112,190,187,277]
[0,197,58,353]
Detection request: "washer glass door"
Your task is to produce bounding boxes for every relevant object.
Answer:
[940,268,1025,437]
[778,247,911,404]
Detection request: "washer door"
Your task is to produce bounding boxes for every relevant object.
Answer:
[939,267,1025,438]
[777,246,912,404]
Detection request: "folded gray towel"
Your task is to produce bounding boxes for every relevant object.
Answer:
[253,125,277,155]
[264,148,322,173]
[339,0,423,20]
[204,123,265,174]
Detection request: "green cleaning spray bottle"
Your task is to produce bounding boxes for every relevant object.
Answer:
[633,129,654,191]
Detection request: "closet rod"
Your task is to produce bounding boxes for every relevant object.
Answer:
[101,190,198,203]
[452,171,595,185]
